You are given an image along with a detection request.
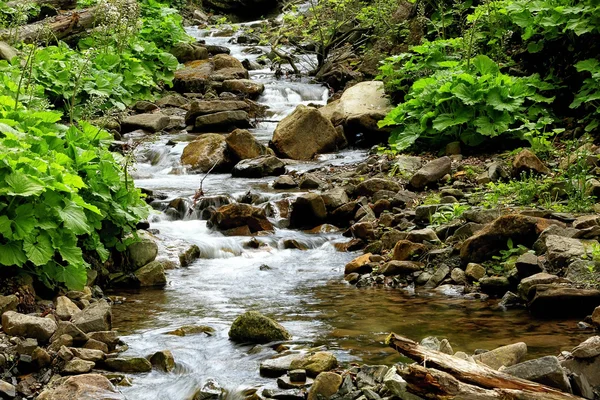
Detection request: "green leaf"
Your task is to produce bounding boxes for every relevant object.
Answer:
[13,204,36,240]
[574,59,600,73]
[432,111,471,131]
[4,171,45,196]
[0,241,26,267]
[23,232,54,266]
[0,215,13,239]
[57,201,91,235]
[472,55,499,76]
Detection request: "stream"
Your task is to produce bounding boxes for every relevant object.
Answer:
[111,17,591,400]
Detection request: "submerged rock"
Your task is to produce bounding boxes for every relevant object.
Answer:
[229,311,291,343]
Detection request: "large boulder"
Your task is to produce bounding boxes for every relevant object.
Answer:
[1,311,57,342]
[37,374,125,400]
[231,156,285,178]
[229,311,291,343]
[208,203,274,233]
[185,100,250,125]
[134,261,167,287]
[319,81,392,134]
[226,129,270,160]
[460,214,563,263]
[272,105,342,160]
[180,134,233,173]
[409,157,452,189]
[544,235,592,269]
[503,356,571,392]
[170,42,208,63]
[127,230,158,268]
[289,193,327,229]
[71,300,112,333]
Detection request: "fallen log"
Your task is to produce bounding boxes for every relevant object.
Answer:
[387,333,583,400]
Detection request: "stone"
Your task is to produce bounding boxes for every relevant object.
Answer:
[134,261,167,287]
[232,156,286,178]
[17,338,38,355]
[104,357,152,373]
[84,339,109,353]
[463,208,505,224]
[50,321,88,344]
[573,215,600,230]
[37,374,124,400]
[192,378,224,400]
[513,149,551,176]
[479,276,511,296]
[55,296,81,321]
[126,230,158,268]
[406,228,439,243]
[289,369,307,382]
[562,356,600,387]
[528,285,600,317]
[260,353,304,377]
[517,273,564,298]
[208,203,273,233]
[355,178,401,197]
[70,348,105,363]
[460,214,563,263]
[0,380,16,398]
[71,299,112,333]
[440,339,454,355]
[450,268,467,284]
[289,193,327,229]
[299,173,325,189]
[0,295,18,315]
[88,331,119,348]
[165,324,215,336]
[503,356,572,393]
[421,336,441,351]
[322,188,349,210]
[515,252,542,278]
[350,221,377,241]
[289,352,337,378]
[58,345,74,361]
[379,261,423,276]
[221,79,264,98]
[121,113,169,133]
[307,372,342,400]
[194,110,250,132]
[170,42,208,63]
[150,350,175,372]
[179,245,201,268]
[592,306,600,328]
[571,336,600,359]
[424,264,450,288]
[465,263,486,281]
[1,311,56,342]
[32,346,52,368]
[544,235,590,268]
[181,134,232,173]
[344,253,373,275]
[0,41,18,62]
[571,373,594,399]
[229,311,291,343]
[185,100,249,125]
[226,129,269,160]
[273,175,297,189]
[472,342,527,370]
[63,357,95,374]
[409,157,452,189]
[383,368,423,399]
[272,105,340,160]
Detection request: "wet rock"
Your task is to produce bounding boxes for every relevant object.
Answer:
[283,239,308,250]
[126,230,158,268]
[424,265,450,288]
[194,110,250,132]
[134,260,167,287]
[571,336,600,359]
[170,42,208,63]
[166,325,215,336]
[499,291,524,308]
[355,178,400,197]
[262,388,305,400]
[322,188,349,210]
[289,352,337,377]
[229,311,291,344]
[515,252,542,278]
[479,276,511,297]
[0,294,18,315]
[37,374,124,400]
[232,156,286,178]
[465,263,486,281]
[289,193,327,229]
[71,299,112,333]
[472,342,527,370]
[409,157,451,189]
[192,378,225,400]
[319,81,392,134]
[460,214,563,263]
[307,372,342,400]
[380,261,423,276]
[70,348,105,363]
[179,245,201,268]
[528,285,600,317]
[513,149,550,176]
[272,105,340,160]
[299,173,325,189]
[260,353,304,377]
[0,380,16,398]
[208,203,273,233]
[181,134,232,173]
[63,357,95,374]
[344,253,373,275]
[273,175,297,189]
[221,79,264,98]
[185,100,249,125]
[1,311,56,342]
[289,369,307,382]
[503,356,572,392]
[104,357,152,373]
[121,113,170,133]
[544,235,590,268]
[55,296,80,321]
[226,128,270,160]
[150,350,175,372]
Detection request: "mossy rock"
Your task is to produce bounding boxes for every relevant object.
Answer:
[289,351,338,377]
[228,311,291,344]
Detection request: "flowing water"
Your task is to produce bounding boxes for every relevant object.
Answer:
[111,19,592,400]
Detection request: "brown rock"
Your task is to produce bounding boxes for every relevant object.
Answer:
[472,342,527,370]
[379,260,424,276]
[513,149,551,176]
[392,240,426,261]
[308,372,343,400]
[185,100,249,125]
[344,253,372,274]
[226,129,269,160]
[180,134,232,173]
[208,203,274,233]
[37,374,123,400]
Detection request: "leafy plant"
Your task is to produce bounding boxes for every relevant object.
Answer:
[379,54,556,151]
[0,98,149,290]
[571,58,600,132]
[489,238,529,273]
[429,203,469,226]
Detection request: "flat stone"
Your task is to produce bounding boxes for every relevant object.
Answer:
[63,357,95,374]
[103,357,152,373]
[289,352,337,378]
[409,157,451,189]
[260,353,304,377]
[36,374,124,400]
[1,311,57,342]
[70,347,105,363]
[121,113,170,133]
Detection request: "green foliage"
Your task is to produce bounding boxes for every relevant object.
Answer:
[571,59,600,132]
[429,203,469,226]
[0,98,149,290]
[139,0,192,49]
[379,55,555,151]
[489,238,529,274]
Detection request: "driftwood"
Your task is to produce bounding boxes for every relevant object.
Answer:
[387,334,584,400]
[5,0,76,11]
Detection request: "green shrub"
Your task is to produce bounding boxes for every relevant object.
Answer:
[0,97,149,289]
[378,54,555,151]
[570,58,600,132]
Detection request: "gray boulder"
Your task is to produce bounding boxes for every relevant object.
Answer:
[229,311,291,344]
[503,356,572,393]
[127,231,158,268]
[121,113,170,133]
[409,157,451,189]
[1,311,57,342]
[71,300,112,333]
[231,156,285,178]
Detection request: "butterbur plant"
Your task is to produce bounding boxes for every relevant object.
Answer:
[378,54,556,151]
[570,58,600,132]
[0,97,149,290]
